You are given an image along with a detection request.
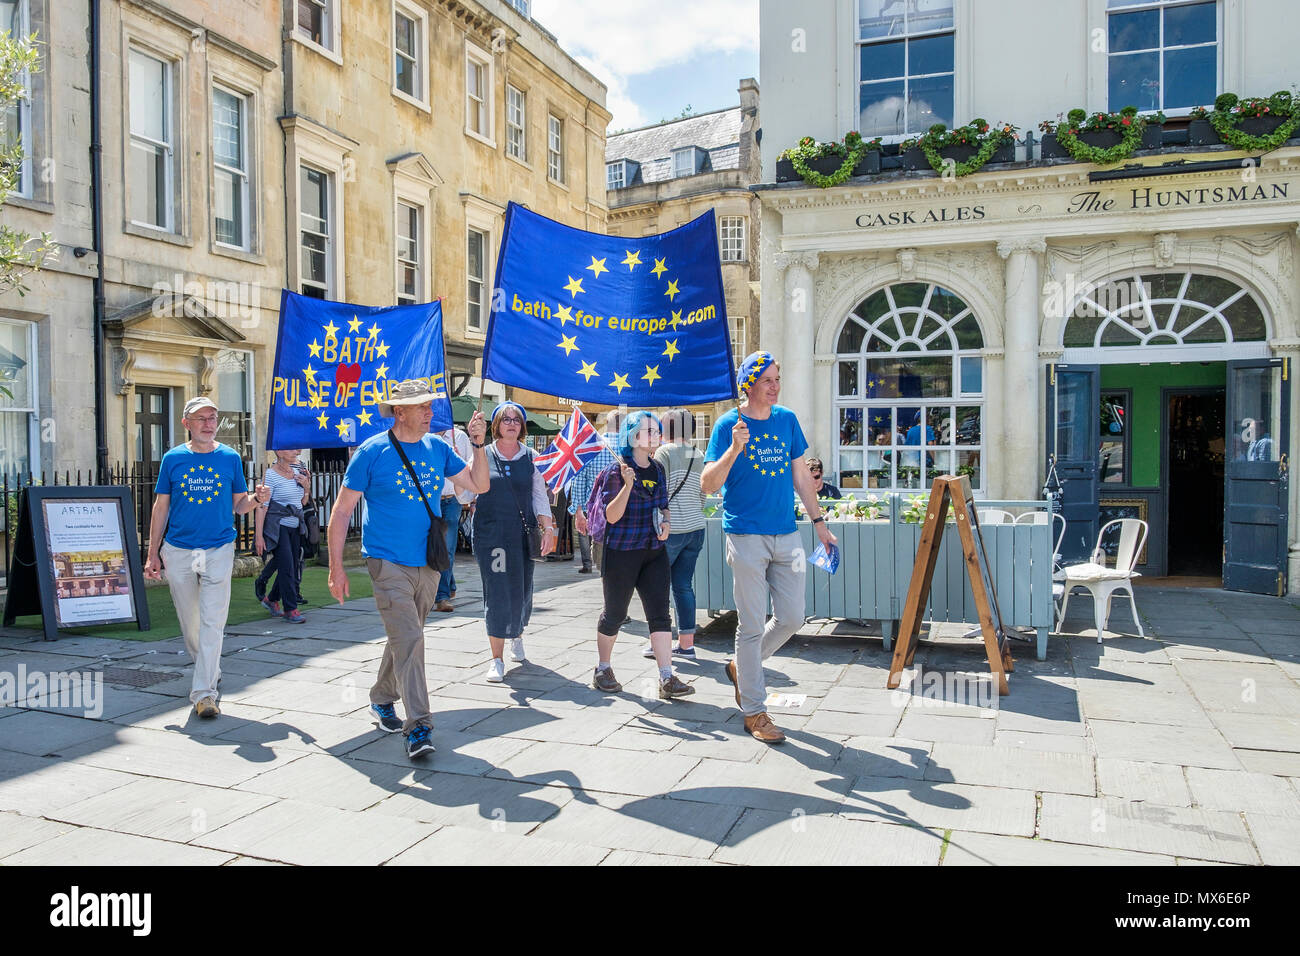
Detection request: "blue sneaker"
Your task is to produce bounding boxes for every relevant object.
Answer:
[260,597,281,617]
[370,702,402,733]
[405,724,435,758]
[672,643,697,660]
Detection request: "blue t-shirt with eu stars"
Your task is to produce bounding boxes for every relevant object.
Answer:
[154,443,248,550]
[343,431,467,567]
[705,405,808,536]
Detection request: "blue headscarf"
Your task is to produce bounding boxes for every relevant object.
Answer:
[489,401,527,427]
[618,410,662,461]
[737,350,775,395]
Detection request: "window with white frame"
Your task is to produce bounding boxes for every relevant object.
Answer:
[856,0,954,137]
[719,216,745,262]
[505,0,530,17]
[506,85,526,160]
[1107,0,1217,112]
[215,348,254,461]
[1,0,32,198]
[299,165,332,299]
[606,162,624,190]
[128,49,173,230]
[673,148,695,177]
[547,113,564,182]
[396,201,421,306]
[297,0,333,50]
[212,86,250,249]
[0,317,37,477]
[465,44,493,141]
[729,315,747,362]
[689,412,711,453]
[467,227,487,331]
[834,282,985,492]
[393,5,424,101]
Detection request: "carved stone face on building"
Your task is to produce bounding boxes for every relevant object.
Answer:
[1154,233,1177,267]
[897,248,917,275]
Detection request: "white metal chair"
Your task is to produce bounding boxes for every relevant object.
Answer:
[1056,519,1148,641]
[979,508,1015,525]
[1016,511,1067,559]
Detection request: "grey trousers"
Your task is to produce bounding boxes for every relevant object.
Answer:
[368,557,439,733]
[725,532,807,716]
[161,541,234,705]
[575,531,593,569]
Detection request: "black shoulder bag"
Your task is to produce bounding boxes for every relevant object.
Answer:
[388,431,451,571]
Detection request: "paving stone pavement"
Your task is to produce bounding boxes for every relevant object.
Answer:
[1,556,1298,865]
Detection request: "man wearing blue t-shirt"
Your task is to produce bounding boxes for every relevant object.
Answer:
[702,352,837,743]
[144,396,270,719]
[326,379,488,759]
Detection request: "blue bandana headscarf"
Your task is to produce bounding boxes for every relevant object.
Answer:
[737,351,775,395]
[618,410,662,462]
[489,401,527,428]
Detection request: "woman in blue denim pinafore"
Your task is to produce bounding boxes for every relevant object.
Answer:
[472,402,557,684]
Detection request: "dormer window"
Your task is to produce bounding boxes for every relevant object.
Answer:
[672,147,698,177]
[606,159,640,190]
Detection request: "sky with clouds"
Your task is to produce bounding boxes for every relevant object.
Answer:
[531,0,760,131]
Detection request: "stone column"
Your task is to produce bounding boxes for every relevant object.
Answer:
[996,239,1046,501]
[773,251,819,429]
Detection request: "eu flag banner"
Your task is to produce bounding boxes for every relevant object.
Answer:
[482,202,738,406]
[266,289,453,450]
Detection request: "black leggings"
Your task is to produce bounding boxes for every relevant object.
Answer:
[598,546,672,634]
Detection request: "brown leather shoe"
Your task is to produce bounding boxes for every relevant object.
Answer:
[195,697,220,719]
[724,660,741,708]
[743,711,785,744]
[436,600,454,612]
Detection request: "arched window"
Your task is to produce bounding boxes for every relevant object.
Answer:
[1063,273,1267,349]
[834,282,985,491]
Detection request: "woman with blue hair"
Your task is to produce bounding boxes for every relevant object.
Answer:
[585,410,693,699]
[474,401,557,683]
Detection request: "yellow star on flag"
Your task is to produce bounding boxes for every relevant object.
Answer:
[375,342,390,358]
[557,335,579,357]
[302,364,317,381]
[563,276,585,298]
[761,469,768,476]
[651,258,668,279]
[367,323,382,339]
[357,409,374,426]
[669,309,683,330]
[374,364,389,379]
[586,256,608,279]
[348,316,363,333]
[610,372,631,394]
[753,462,760,470]
[308,390,324,409]
[664,279,680,301]
[308,339,323,358]
[322,319,340,339]
[642,365,661,386]
[555,305,576,326]
[621,250,642,270]
[577,360,599,382]
[336,420,351,439]
[662,339,680,360]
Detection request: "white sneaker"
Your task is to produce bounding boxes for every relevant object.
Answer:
[641,642,657,658]
[508,638,526,663]
[485,658,506,683]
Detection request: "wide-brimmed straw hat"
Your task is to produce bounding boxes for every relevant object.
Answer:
[378,379,435,418]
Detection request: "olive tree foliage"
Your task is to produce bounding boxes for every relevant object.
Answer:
[0,27,56,300]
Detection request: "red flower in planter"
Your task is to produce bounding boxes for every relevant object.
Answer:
[1121,117,1132,125]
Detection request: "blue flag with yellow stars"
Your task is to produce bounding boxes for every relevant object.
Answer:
[482,202,738,406]
[265,289,453,450]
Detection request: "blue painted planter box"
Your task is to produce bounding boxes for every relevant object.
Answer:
[694,500,1056,660]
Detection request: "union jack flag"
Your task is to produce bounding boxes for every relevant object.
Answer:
[536,407,608,493]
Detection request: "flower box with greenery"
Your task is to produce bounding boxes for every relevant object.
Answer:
[1043,106,1163,164]
[776,131,883,186]
[794,494,887,523]
[1191,92,1300,152]
[900,119,1017,175]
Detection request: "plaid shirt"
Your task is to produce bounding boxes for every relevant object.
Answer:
[590,460,668,551]
[567,434,618,515]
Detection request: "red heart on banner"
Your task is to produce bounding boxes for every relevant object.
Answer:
[336,363,362,385]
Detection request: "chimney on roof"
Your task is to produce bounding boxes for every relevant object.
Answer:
[738,78,760,182]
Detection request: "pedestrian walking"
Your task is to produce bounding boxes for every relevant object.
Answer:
[325,379,489,759]
[474,402,557,683]
[254,448,311,623]
[589,411,692,699]
[143,396,270,718]
[434,424,476,611]
[645,407,706,661]
[701,352,837,743]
